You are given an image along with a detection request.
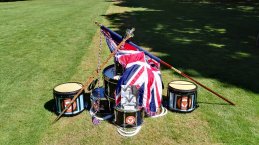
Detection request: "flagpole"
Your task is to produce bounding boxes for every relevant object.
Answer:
[99,23,235,106]
[53,25,135,123]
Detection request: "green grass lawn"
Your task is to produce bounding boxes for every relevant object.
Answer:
[0,0,258,145]
[0,0,110,144]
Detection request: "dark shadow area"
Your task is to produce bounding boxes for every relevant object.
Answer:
[44,99,55,113]
[84,92,91,110]
[104,0,259,94]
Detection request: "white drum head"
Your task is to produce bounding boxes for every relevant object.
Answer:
[54,82,82,93]
[169,80,196,91]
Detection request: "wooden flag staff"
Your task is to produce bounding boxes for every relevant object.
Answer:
[160,61,235,105]
[98,23,235,106]
[53,23,135,123]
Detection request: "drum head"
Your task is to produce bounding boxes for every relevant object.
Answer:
[168,80,197,92]
[54,82,83,94]
[103,65,119,83]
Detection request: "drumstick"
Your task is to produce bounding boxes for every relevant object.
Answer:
[99,24,235,106]
[53,24,135,123]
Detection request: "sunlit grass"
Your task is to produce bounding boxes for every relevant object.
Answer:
[207,43,225,48]
[1,0,258,145]
[0,0,110,144]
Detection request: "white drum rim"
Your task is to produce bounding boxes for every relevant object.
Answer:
[168,80,197,91]
[115,106,143,113]
[54,82,83,94]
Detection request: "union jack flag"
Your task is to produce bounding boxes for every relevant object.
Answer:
[101,28,163,115]
[115,51,163,115]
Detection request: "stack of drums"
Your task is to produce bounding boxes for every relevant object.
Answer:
[167,80,198,113]
[53,82,85,116]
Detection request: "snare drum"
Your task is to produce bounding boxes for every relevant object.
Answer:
[90,87,113,117]
[114,106,144,128]
[103,65,120,102]
[167,80,198,113]
[53,82,85,115]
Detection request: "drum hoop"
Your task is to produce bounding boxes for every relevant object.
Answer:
[115,107,143,113]
[90,95,107,101]
[106,95,115,101]
[53,82,84,95]
[168,80,197,93]
[103,76,118,84]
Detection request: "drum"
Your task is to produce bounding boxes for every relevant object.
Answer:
[103,65,120,102]
[114,106,144,128]
[114,60,124,75]
[167,80,198,113]
[90,87,113,117]
[53,82,85,115]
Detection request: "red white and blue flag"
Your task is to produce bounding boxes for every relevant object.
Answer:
[115,51,162,115]
[101,28,163,115]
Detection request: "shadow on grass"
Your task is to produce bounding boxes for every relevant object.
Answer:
[103,0,259,94]
[44,99,55,113]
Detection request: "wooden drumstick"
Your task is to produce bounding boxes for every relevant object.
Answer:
[53,24,135,123]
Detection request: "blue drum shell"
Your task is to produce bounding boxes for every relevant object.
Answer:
[167,80,198,113]
[53,82,85,116]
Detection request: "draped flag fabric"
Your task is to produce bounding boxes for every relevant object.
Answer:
[101,28,163,115]
[102,29,160,69]
[115,51,163,115]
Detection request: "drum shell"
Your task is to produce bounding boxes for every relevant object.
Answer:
[167,81,198,113]
[102,65,119,101]
[53,82,85,116]
[114,59,124,76]
[114,107,144,128]
[90,87,114,116]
